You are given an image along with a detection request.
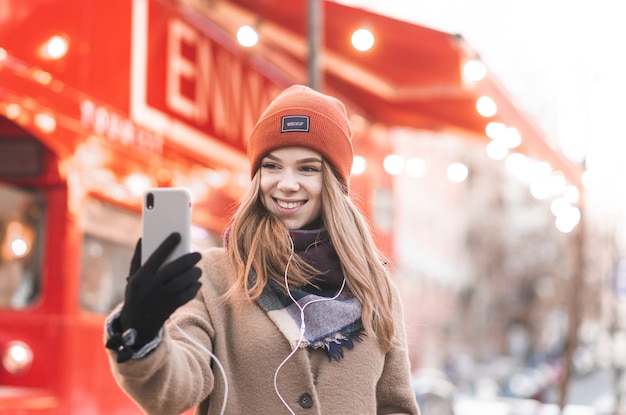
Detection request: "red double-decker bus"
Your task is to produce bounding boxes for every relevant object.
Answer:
[0,0,291,412]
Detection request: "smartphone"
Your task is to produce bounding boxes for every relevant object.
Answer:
[141,187,192,266]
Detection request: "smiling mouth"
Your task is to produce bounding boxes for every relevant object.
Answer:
[275,199,305,209]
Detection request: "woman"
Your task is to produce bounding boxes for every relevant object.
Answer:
[105,85,420,415]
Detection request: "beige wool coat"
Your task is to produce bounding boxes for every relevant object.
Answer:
[106,247,420,415]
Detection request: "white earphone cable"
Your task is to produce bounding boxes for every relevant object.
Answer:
[171,321,229,415]
[273,236,346,414]
[169,234,346,415]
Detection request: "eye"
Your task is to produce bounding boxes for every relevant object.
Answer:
[261,162,280,170]
[300,165,321,173]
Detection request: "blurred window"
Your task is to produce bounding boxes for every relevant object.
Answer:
[0,183,44,309]
[80,198,139,314]
[79,197,222,314]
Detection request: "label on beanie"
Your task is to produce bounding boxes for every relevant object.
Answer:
[281,116,310,133]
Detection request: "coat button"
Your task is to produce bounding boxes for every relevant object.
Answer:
[298,392,313,409]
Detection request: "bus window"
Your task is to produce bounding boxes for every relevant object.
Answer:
[80,198,139,314]
[0,184,43,309]
[79,197,223,314]
[81,234,135,314]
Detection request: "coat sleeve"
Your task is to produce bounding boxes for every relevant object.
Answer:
[104,287,218,415]
[375,284,421,415]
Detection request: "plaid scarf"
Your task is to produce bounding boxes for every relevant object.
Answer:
[252,228,364,362]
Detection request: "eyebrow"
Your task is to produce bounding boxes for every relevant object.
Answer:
[264,153,323,164]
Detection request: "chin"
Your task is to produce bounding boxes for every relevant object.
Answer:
[282,219,307,230]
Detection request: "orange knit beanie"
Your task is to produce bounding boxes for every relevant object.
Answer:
[247,85,353,189]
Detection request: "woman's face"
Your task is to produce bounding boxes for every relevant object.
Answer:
[259,146,323,230]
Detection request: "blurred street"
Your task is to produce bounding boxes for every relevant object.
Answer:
[431,368,624,415]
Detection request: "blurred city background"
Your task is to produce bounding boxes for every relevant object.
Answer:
[0,0,624,414]
[344,0,626,413]
[338,1,626,414]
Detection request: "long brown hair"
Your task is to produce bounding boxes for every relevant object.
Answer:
[226,161,396,352]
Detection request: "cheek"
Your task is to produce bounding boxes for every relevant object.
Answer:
[258,179,272,207]
[310,179,323,199]
[309,182,323,208]
[259,175,272,197]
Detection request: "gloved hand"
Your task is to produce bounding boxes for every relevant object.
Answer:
[119,232,202,349]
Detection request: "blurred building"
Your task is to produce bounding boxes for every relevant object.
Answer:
[388,126,617,402]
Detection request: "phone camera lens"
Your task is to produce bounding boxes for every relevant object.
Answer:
[146,193,154,210]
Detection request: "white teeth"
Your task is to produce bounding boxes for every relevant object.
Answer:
[277,200,303,209]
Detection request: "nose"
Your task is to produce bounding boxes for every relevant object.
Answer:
[277,169,299,192]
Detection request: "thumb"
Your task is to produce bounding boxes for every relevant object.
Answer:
[129,238,142,276]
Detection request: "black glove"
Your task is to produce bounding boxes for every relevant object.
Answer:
[119,232,202,350]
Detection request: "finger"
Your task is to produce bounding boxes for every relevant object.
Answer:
[162,267,202,294]
[172,281,202,308]
[143,232,181,274]
[158,252,202,284]
[129,238,142,275]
